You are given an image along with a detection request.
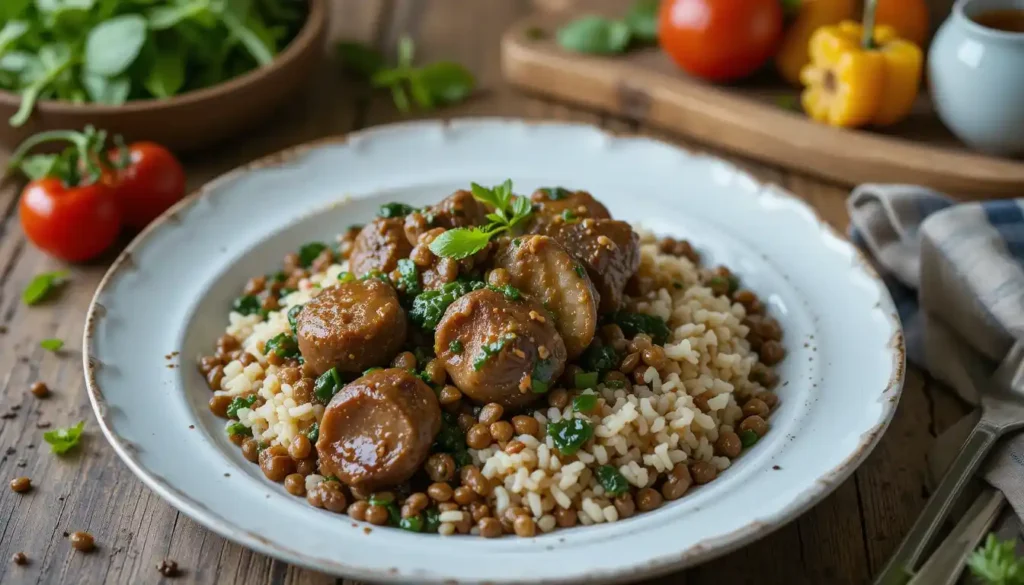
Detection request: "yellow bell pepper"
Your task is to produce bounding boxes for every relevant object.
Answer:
[776,0,857,86]
[799,21,922,128]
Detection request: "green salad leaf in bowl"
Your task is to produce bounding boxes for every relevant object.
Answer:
[0,0,307,127]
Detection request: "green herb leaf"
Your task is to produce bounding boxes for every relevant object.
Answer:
[539,186,571,200]
[305,421,319,443]
[85,15,148,77]
[596,464,630,495]
[81,72,131,105]
[40,338,64,352]
[226,394,257,419]
[572,393,598,413]
[423,508,441,533]
[314,367,343,403]
[557,16,631,55]
[19,155,59,180]
[225,421,252,437]
[287,304,303,334]
[400,513,424,532]
[417,61,475,105]
[610,312,671,345]
[221,11,274,66]
[409,280,486,330]
[378,202,416,218]
[574,372,599,390]
[449,339,463,354]
[580,344,619,374]
[740,429,759,448]
[968,533,1024,585]
[43,420,85,454]
[337,271,355,283]
[336,41,385,78]
[473,333,516,371]
[547,417,594,455]
[298,242,327,267]
[232,295,262,316]
[368,492,395,506]
[428,227,496,260]
[488,284,521,301]
[22,270,70,305]
[264,333,299,359]
[145,50,186,98]
[397,258,421,297]
[624,0,659,43]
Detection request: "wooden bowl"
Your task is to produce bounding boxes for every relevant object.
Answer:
[0,0,327,153]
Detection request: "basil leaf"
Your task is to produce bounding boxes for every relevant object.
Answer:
[428,227,495,260]
[81,72,130,105]
[336,41,385,78]
[557,16,631,55]
[144,49,185,98]
[22,271,70,305]
[85,15,148,77]
[147,3,207,30]
[221,11,274,66]
[624,0,659,43]
[0,21,29,54]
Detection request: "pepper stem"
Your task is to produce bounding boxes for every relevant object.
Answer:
[862,0,878,50]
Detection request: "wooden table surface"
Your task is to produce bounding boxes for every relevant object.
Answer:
[0,1,969,583]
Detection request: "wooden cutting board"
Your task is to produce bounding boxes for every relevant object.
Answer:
[500,9,1024,199]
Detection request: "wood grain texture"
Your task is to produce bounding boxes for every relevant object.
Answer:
[0,0,968,583]
[500,7,1024,199]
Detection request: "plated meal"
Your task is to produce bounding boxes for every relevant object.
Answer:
[197,183,787,537]
[85,119,902,583]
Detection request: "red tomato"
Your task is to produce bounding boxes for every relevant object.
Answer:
[109,142,186,229]
[19,178,122,263]
[659,0,784,82]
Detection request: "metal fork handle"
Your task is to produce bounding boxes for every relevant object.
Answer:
[873,419,1001,585]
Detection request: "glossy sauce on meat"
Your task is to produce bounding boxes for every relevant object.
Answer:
[295,279,407,375]
[404,190,490,246]
[530,188,611,224]
[493,235,597,359]
[542,218,640,314]
[350,217,413,276]
[434,289,567,409]
[316,368,441,490]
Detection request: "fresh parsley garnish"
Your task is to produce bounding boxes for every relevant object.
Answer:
[596,465,630,496]
[233,295,262,316]
[43,421,85,454]
[449,339,464,354]
[264,333,300,359]
[473,333,516,371]
[225,421,252,437]
[428,180,533,259]
[547,418,594,455]
[610,312,671,345]
[298,242,327,268]
[397,258,421,297]
[287,304,304,334]
[23,271,70,305]
[409,281,487,330]
[378,202,417,218]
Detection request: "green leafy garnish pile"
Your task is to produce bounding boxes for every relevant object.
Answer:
[0,0,306,126]
[970,534,1024,585]
[428,180,532,260]
[556,0,659,55]
[337,36,475,113]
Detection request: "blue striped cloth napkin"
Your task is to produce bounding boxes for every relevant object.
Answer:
[848,184,1024,520]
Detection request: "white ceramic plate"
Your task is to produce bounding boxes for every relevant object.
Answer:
[84,119,904,584]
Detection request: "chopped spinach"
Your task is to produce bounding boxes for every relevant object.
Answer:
[488,283,521,301]
[409,280,486,330]
[226,395,257,419]
[574,371,599,389]
[314,367,343,404]
[264,333,300,359]
[574,263,586,279]
[432,412,470,466]
[610,312,671,345]
[423,508,441,532]
[225,421,252,437]
[596,465,629,496]
[287,304,303,334]
[473,333,516,371]
[397,258,421,297]
[449,339,464,354]
[400,514,424,532]
[298,242,328,267]
[740,429,759,448]
[573,393,598,413]
[580,344,619,374]
[547,418,594,455]
[539,186,571,200]
[378,202,417,218]
[305,422,319,444]
[233,295,262,316]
